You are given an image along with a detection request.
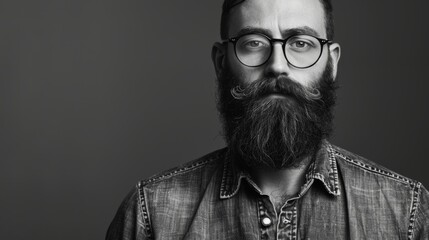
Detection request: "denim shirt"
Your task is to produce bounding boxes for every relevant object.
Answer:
[106,142,429,239]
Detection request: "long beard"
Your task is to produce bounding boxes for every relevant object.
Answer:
[217,59,337,169]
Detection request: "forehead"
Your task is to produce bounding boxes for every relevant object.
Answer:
[227,0,326,38]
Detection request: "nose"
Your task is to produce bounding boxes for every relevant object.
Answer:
[264,42,291,76]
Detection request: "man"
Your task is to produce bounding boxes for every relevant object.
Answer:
[106,0,429,239]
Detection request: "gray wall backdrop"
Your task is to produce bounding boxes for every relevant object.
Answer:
[1,0,428,239]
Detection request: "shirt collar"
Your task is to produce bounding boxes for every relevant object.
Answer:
[219,141,340,199]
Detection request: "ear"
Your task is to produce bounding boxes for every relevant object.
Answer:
[211,42,226,78]
[328,43,341,80]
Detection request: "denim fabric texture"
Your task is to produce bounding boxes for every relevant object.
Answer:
[106,141,429,239]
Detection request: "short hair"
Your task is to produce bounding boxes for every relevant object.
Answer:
[220,0,335,40]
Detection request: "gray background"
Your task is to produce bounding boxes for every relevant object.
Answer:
[1,0,428,239]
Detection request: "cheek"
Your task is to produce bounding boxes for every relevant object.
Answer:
[291,55,329,88]
[290,70,323,88]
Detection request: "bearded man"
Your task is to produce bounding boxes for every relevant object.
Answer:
[106,0,429,239]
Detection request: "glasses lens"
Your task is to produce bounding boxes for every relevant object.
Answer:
[235,34,271,67]
[284,35,322,68]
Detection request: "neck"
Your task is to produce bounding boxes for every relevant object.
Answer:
[249,156,312,212]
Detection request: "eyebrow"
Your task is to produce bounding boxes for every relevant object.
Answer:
[231,26,321,39]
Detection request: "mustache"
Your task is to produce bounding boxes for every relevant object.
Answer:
[230,76,321,103]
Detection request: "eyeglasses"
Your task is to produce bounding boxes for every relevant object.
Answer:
[223,33,332,69]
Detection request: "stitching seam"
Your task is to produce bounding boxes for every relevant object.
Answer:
[137,182,154,239]
[334,150,411,184]
[408,182,421,240]
[327,144,340,194]
[142,153,221,186]
[220,158,230,198]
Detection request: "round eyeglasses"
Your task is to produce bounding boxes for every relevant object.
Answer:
[223,33,332,69]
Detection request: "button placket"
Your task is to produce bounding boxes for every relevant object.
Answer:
[277,204,298,239]
[258,199,272,226]
[258,198,276,239]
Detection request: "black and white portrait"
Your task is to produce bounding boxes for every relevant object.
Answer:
[1,0,428,239]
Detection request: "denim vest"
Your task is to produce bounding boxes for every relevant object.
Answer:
[106,142,429,239]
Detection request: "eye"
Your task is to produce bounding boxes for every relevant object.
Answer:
[292,41,309,48]
[243,40,268,49]
[236,34,271,53]
[287,37,317,52]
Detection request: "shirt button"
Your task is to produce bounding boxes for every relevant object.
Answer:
[261,217,272,227]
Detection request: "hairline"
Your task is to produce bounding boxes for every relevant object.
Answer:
[220,0,334,40]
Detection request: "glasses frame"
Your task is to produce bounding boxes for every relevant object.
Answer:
[223,32,333,69]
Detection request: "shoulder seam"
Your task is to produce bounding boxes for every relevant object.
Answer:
[333,150,413,185]
[140,151,223,186]
[137,182,154,239]
[408,182,422,240]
